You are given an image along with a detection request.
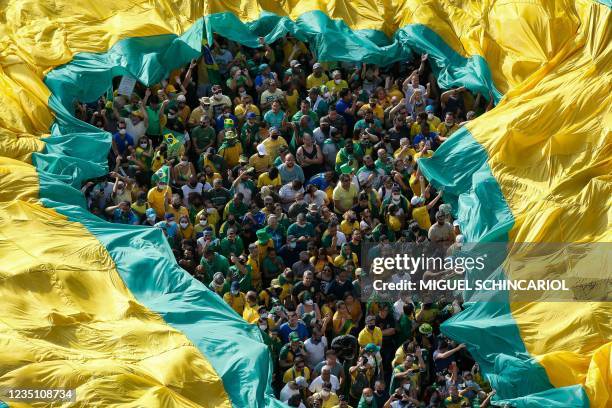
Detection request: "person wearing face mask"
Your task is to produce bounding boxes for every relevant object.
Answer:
[208,271,229,296]
[177,215,194,240]
[172,155,195,187]
[111,120,135,161]
[325,70,349,96]
[142,207,157,226]
[262,126,288,159]
[154,213,179,246]
[210,84,232,119]
[223,281,246,315]
[147,180,172,221]
[189,96,212,127]
[388,353,426,397]
[372,380,389,408]
[193,213,211,238]
[357,387,376,408]
[424,105,441,129]
[358,316,383,350]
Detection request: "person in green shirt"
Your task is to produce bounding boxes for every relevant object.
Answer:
[218,215,243,239]
[219,228,245,258]
[191,116,215,156]
[196,249,230,285]
[262,247,285,284]
[228,254,252,292]
[240,112,261,154]
[374,148,394,175]
[223,192,249,220]
[292,100,318,132]
[143,91,168,144]
[287,213,315,251]
[335,141,363,174]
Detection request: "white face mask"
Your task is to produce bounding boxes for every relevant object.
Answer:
[180,222,189,228]
[334,79,341,84]
[214,93,222,100]
[119,129,126,135]
[428,113,434,120]
[199,219,207,226]
[140,142,147,148]
[180,160,188,165]
[258,324,267,330]
[167,113,176,119]
[445,120,453,126]
[365,396,373,403]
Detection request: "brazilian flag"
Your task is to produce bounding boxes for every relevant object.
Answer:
[151,164,170,186]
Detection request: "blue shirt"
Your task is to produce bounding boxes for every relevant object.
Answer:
[335,99,355,129]
[113,132,134,155]
[255,73,275,88]
[112,208,138,224]
[264,110,285,129]
[154,221,179,238]
[306,173,330,190]
[413,131,437,147]
[278,321,309,343]
[278,163,305,184]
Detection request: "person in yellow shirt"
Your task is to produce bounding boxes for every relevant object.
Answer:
[249,144,273,175]
[246,243,262,290]
[359,97,385,122]
[177,215,194,240]
[262,127,288,158]
[425,105,441,129]
[257,167,282,190]
[325,70,349,96]
[147,181,171,221]
[167,195,189,221]
[234,94,261,123]
[410,186,443,231]
[307,62,329,89]
[358,315,383,347]
[218,130,243,168]
[394,138,417,161]
[414,141,434,160]
[436,112,460,140]
[283,355,311,383]
[223,282,246,315]
[282,37,309,66]
[242,291,260,323]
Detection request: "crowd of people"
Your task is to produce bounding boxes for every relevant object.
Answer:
[81,33,497,407]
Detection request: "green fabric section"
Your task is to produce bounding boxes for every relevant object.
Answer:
[419,129,590,407]
[42,197,284,408]
[205,10,502,102]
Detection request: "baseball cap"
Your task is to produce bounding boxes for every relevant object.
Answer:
[295,376,308,388]
[290,60,301,68]
[425,105,435,113]
[259,63,269,72]
[145,208,156,219]
[313,62,322,69]
[289,332,300,342]
[177,94,186,103]
[199,96,211,105]
[246,111,257,119]
[453,220,460,227]
[257,144,266,155]
[224,118,234,128]
[365,315,376,324]
[364,343,380,353]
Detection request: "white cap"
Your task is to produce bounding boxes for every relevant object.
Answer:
[456,234,465,244]
[410,196,424,206]
[177,94,186,102]
[453,220,460,227]
[257,144,266,155]
[295,376,308,388]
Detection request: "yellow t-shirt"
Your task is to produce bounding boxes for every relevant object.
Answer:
[357,326,383,347]
[414,150,433,160]
[325,79,349,95]
[340,220,359,237]
[437,122,460,138]
[394,146,417,161]
[285,89,300,117]
[223,292,246,315]
[307,73,330,90]
[257,172,282,189]
[262,136,288,158]
[243,304,260,324]
[332,184,358,212]
[219,143,243,168]
[282,366,311,384]
[412,205,431,230]
[359,103,384,121]
[234,104,261,120]
[282,41,308,65]
[409,173,421,197]
[147,186,171,219]
[196,208,220,228]
[168,205,189,222]
[249,153,273,174]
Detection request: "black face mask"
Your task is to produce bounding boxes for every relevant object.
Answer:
[271,134,279,140]
[228,219,236,225]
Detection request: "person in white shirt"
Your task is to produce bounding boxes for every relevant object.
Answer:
[280,376,308,402]
[309,365,340,394]
[303,327,328,369]
[181,176,206,207]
